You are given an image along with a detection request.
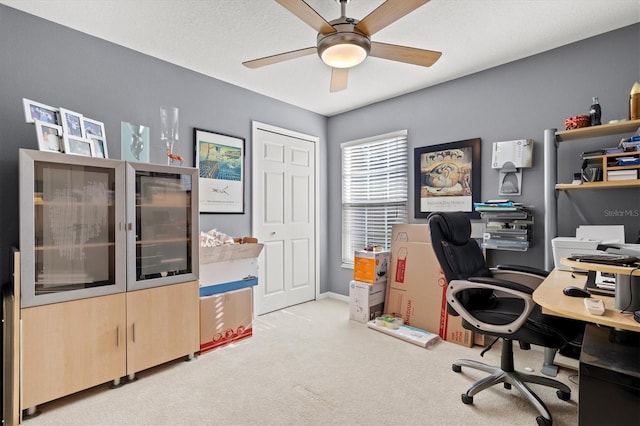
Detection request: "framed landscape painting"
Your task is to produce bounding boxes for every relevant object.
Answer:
[194,128,245,213]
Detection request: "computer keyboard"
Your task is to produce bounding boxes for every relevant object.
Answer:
[567,254,640,267]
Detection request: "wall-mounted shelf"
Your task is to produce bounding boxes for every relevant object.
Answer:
[555,119,640,142]
[543,120,640,270]
[556,180,640,190]
[480,207,533,252]
[555,136,640,190]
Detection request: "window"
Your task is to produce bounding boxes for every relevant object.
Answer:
[341,130,408,266]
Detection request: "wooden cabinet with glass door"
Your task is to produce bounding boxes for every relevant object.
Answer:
[19,149,127,308]
[18,150,200,415]
[126,162,199,292]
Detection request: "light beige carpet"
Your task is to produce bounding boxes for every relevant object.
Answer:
[26,297,579,425]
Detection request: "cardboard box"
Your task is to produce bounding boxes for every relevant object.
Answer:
[199,242,264,296]
[474,332,486,347]
[349,280,386,323]
[199,287,253,353]
[353,250,390,284]
[384,224,473,347]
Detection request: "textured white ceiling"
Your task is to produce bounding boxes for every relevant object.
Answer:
[3,0,639,116]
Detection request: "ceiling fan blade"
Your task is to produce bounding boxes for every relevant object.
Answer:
[275,0,336,35]
[242,47,317,69]
[369,42,441,67]
[330,67,349,92]
[355,0,430,36]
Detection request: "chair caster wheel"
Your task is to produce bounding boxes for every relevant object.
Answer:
[461,394,473,404]
[504,383,512,390]
[536,415,552,426]
[556,390,571,401]
[452,364,462,373]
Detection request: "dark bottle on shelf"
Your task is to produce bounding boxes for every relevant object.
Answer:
[589,97,601,126]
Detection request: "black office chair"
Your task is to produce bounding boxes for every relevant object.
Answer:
[427,211,584,426]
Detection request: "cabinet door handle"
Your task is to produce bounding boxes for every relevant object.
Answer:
[116,325,120,347]
[132,323,136,343]
[127,223,133,231]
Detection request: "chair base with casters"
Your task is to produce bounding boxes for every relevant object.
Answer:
[427,211,584,426]
[453,338,570,426]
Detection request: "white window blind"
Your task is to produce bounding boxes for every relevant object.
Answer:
[341,131,408,266]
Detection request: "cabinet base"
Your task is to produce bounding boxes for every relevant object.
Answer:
[23,406,41,419]
[109,377,125,389]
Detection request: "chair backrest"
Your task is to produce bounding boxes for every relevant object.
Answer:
[428,211,493,310]
[428,212,490,280]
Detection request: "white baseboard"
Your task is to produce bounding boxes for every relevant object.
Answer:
[318,291,349,303]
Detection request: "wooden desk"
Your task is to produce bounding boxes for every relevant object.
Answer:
[534,262,640,425]
[560,258,640,277]
[533,268,640,332]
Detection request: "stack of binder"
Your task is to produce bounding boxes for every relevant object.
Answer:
[474,200,532,251]
[619,135,640,151]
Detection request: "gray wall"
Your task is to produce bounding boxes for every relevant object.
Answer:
[0,5,328,291]
[326,24,640,295]
[0,4,638,300]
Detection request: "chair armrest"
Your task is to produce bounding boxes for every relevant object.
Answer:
[491,265,548,290]
[494,264,548,277]
[447,278,536,335]
[468,276,533,294]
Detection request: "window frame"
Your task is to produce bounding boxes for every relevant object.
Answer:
[341,130,408,268]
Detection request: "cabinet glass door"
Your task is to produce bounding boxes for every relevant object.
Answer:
[20,149,126,308]
[127,163,199,290]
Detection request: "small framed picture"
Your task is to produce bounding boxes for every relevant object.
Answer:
[89,134,108,158]
[83,117,106,138]
[63,134,95,157]
[59,108,86,137]
[35,120,64,152]
[23,98,59,124]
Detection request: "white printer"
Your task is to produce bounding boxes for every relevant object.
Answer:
[551,225,625,271]
[551,238,606,271]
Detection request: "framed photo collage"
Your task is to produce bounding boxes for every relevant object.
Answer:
[23,98,108,158]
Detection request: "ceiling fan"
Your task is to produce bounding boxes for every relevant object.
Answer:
[242,0,442,92]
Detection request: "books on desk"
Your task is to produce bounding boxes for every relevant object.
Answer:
[584,270,615,297]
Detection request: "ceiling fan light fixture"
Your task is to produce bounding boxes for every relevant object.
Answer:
[321,43,367,68]
[317,31,371,69]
